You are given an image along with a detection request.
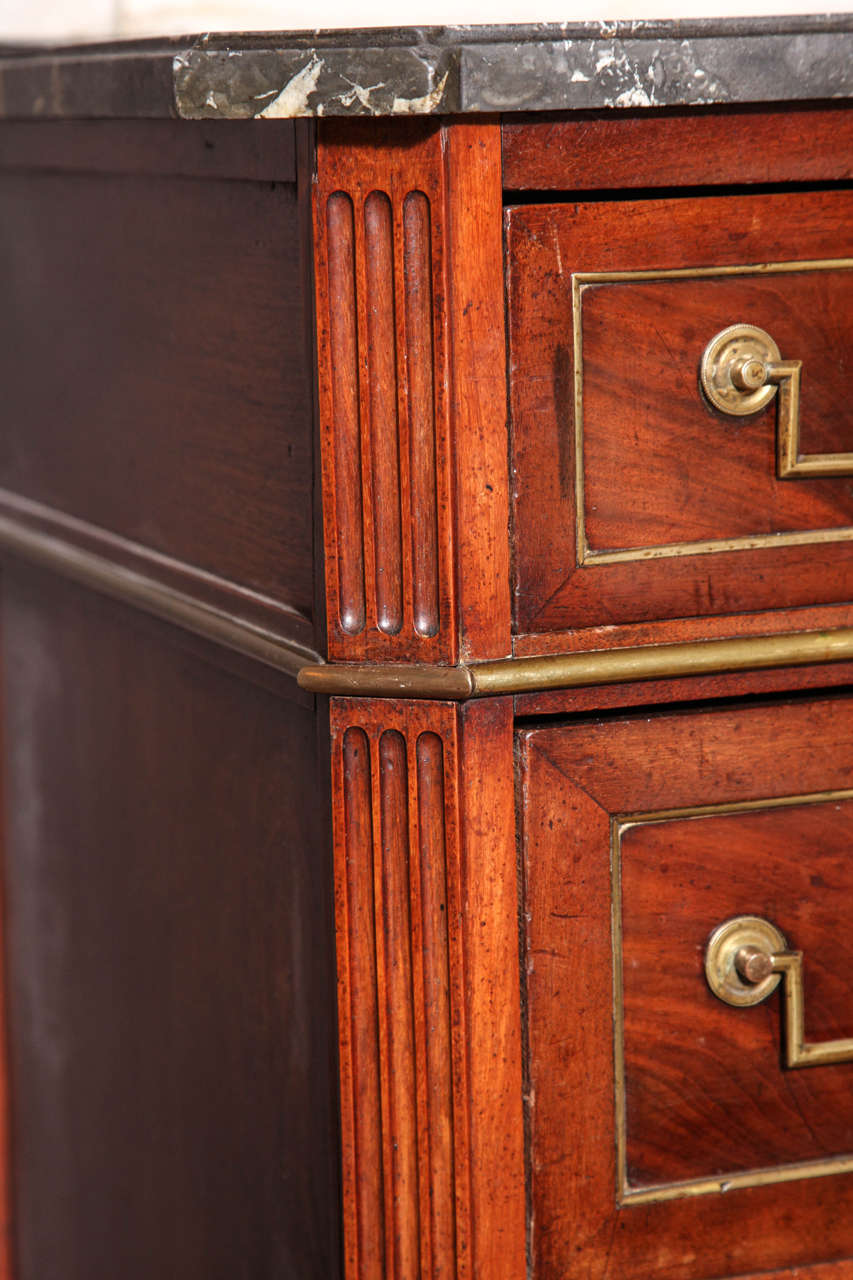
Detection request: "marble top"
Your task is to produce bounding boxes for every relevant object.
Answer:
[0,16,852,120]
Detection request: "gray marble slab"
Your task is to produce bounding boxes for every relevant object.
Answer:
[0,17,852,120]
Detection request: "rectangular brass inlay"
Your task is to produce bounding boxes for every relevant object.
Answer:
[611,788,853,1207]
[572,258,853,567]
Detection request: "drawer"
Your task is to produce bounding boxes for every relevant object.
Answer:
[508,189,853,636]
[519,694,853,1279]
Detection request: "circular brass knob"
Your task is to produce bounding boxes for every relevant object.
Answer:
[705,915,787,1007]
[700,323,781,416]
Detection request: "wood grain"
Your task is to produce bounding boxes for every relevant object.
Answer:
[315,118,510,663]
[502,104,853,191]
[622,798,853,1185]
[513,656,853,718]
[316,121,454,662]
[731,1263,853,1280]
[0,163,314,624]
[507,188,853,636]
[512,601,853,657]
[582,271,853,551]
[520,694,853,1280]
[330,695,524,1280]
[443,121,511,661]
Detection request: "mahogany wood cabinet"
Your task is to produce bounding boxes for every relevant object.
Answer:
[2,19,853,1280]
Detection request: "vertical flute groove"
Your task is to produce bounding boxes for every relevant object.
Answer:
[326,193,366,635]
[364,192,404,635]
[378,730,420,1276]
[334,707,470,1279]
[417,730,457,1273]
[341,728,384,1277]
[404,191,440,638]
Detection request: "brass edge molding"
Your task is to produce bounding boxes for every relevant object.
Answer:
[620,1153,853,1207]
[0,513,322,678]
[572,257,853,567]
[471,627,853,694]
[611,788,853,1206]
[297,625,853,698]
[297,661,474,699]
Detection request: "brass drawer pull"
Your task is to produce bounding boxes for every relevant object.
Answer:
[700,323,853,479]
[705,915,853,1068]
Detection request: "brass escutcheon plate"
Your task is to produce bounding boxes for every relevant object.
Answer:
[705,915,787,1007]
[700,323,781,416]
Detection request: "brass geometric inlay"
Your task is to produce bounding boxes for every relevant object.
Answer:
[610,789,853,1207]
[700,322,853,479]
[572,258,853,567]
[706,914,853,1068]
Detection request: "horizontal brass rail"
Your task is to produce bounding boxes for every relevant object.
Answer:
[297,626,853,699]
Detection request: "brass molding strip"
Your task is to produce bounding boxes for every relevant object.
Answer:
[298,626,853,699]
[0,512,322,678]
[620,1153,853,1207]
[297,661,474,700]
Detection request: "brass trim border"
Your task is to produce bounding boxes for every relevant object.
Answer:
[612,789,853,1207]
[297,661,474,699]
[0,509,322,678]
[298,626,853,698]
[572,257,853,566]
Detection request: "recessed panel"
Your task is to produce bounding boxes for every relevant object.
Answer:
[521,696,853,1279]
[507,189,853,634]
[619,796,853,1197]
[580,268,853,558]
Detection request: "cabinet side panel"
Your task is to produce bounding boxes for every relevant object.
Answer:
[1,568,340,1280]
[0,582,13,1280]
[0,157,314,624]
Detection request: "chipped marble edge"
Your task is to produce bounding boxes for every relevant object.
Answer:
[173,30,853,119]
[173,45,458,119]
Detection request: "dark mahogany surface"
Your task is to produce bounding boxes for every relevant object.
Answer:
[0,568,339,1280]
[0,126,314,621]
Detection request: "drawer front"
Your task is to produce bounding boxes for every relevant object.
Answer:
[508,189,853,636]
[520,694,853,1279]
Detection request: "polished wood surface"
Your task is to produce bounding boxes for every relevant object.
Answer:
[0,118,338,1280]
[2,97,853,1280]
[314,121,456,663]
[520,694,853,1279]
[0,594,12,1280]
[1,567,339,1280]
[0,132,315,629]
[329,696,523,1280]
[583,272,852,548]
[442,121,511,661]
[622,797,853,1184]
[318,117,522,1279]
[502,103,853,190]
[508,188,853,636]
[0,119,297,182]
[314,118,510,664]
